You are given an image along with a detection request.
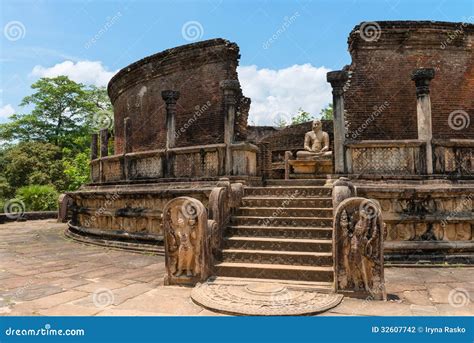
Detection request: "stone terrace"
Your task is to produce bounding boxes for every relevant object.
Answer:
[0,220,472,316]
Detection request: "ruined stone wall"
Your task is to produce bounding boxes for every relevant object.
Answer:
[108,39,248,153]
[345,21,474,141]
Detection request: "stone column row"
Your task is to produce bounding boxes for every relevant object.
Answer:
[326,67,435,175]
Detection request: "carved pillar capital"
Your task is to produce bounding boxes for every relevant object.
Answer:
[161,90,180,105]
[327,70,349,96]
[220,80,240,105]
[162,90,179,150]
[411,68,435,97]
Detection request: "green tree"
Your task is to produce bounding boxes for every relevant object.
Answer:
[3,142,66,191]
[291,108,314,125]
[0,76,110,151]
[16,185,58,211]
[62,149,90,191]
[320,103,333,120]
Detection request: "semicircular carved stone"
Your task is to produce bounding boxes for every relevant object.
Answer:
[334,197,386,300]
[163,197,212,286]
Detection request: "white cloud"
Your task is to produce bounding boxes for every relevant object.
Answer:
[0,104,15,120]
[31,60,117,87]
[238,64,332,126]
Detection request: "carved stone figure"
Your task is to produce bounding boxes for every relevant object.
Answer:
[174,212,197,277]
[334,197,386,300]
[296,119,332,159]
[162,197,212,285]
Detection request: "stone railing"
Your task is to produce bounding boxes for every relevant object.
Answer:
[433,139,474,176]
[208,179,244,262]
[345,140,426,176]
[90,143,258,183]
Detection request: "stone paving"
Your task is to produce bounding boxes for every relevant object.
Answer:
[0,220,472,316]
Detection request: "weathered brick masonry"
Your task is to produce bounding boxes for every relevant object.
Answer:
[108,39,249,153]
[345,21,474,140]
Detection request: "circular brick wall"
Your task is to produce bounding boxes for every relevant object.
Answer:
[108,39,248,153]
[345,21,474,141]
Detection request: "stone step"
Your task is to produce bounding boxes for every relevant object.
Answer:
[241,197,333,208]
[265,179,328,186]
[230,216,333,227]
[227,225,333,239]
[224,236,332,252]
[210,276,334,293]
[245,186,332,198]
[221,249,333,266]
[215,262,334,282]
[235,207,333,218]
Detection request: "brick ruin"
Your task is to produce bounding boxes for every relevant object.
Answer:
[64,21,473,299]
[345,21,473,141]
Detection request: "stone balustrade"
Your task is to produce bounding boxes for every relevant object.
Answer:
[90,142,258,183]
[345,140,427,175]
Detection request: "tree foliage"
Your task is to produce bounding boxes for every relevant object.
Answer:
[3,141,66,191]
[0,76,110,151]
[16,184,58,211]
[320,103,333,120]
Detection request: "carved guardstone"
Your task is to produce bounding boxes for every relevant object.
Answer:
[163,197,213,286]
[334,197,386,300]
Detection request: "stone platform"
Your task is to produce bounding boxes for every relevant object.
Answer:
[0,220,473,316]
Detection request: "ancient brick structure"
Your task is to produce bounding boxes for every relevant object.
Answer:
[344,21,474,141]
[109,39,250,152]
[63,22,473,304]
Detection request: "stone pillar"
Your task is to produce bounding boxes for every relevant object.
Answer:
[161,90,180,149]
[123,117,133,154]
[327,70,349,174]
[99,128,109,158]
[220,80,240,175]
[90,133,98,160]
[411,68,435,175]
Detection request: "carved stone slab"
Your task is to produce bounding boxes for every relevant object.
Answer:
[334,197,386,300]
[163,197,211,286]
[191,281,343,316]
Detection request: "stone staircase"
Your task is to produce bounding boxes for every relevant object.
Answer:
[215,179,335,292]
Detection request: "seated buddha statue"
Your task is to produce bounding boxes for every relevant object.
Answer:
[296,119,332,160]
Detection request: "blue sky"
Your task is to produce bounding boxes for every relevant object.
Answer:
[1,0,473,125]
